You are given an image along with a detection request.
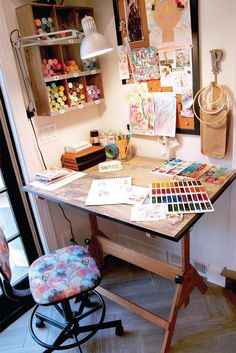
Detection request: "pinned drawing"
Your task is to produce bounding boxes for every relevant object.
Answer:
[130,46,160,81]
[124,0,143,42]
[129,93,155,135]
[145,0,192,49]
[153,92,176,137]
[159,47,192,93]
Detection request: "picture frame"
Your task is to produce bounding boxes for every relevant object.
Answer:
[112,0,200,135]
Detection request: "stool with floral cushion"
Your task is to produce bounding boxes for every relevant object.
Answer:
[0,227,123,353]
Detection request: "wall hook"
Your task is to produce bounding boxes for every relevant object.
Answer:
[210,49,223,83]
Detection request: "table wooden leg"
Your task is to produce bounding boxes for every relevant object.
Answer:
[89,214,104,266]
[161,233,208,353]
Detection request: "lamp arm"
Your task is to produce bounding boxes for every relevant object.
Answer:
[11,28,84,49]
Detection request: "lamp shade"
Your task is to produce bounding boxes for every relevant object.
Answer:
[80,16,113,60]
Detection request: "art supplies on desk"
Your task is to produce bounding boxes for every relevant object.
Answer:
[98,160,122,173]
[151,159,191,176]
[151,158,214,180]
[31,170,86,191]
[61,146,106,171]
[130,204,167,222]
[199,166,229,184]
[116,134,132,161]
[178,162,212,179]
[35,168,70,182]
[150,180,214,214]
[85,176,132,206]
[125,185,150,205]
[85,176,149,206]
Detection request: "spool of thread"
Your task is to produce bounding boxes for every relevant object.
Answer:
[90,130,100,146]
[68,80,86,106]
[47,83,68,112]
[64,60,80,73]
[82,58,96,71]
[86,85,101,102]
[42,58,63,77]
[35,16,54,38]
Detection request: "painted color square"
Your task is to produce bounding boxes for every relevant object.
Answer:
[206,202,212,210]
[184,204,190,211]
[173,204,179,212]
[198,194,203,201]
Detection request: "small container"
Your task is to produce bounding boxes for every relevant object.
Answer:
[90,130,100,146]
[107,131,115,144]
[99,131,107,147]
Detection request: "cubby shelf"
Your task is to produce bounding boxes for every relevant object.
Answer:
[16,3,104,116]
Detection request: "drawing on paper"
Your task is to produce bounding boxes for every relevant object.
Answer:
[130,46,160,81]
[124,0,143,43]
[129,93,155,135]
[159,47,192,93]
[153,92,176,137]
[145,0,192,49]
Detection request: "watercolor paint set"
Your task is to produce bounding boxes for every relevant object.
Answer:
[199,166,229,184]
[178,162,212,179]
[150,180,214,214]
[151,159,192,176]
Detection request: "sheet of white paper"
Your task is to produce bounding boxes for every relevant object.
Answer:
[124,185,149,205]
[130,204,167,222]
[30,172,86,191]
[85,176,132,206]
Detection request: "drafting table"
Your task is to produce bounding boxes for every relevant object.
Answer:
[24,156,236,353]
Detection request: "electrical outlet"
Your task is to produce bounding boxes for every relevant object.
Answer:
[37,123,58,144]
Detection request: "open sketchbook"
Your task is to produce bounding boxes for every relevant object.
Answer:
[85,176,149,206]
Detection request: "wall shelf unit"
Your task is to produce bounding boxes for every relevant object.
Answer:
[16,3,104,116]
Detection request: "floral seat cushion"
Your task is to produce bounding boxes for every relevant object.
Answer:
[29,245,101,305]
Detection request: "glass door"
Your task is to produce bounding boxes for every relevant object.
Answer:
[0,90,39,331]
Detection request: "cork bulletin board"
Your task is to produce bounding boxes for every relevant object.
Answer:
[112,0,200,135]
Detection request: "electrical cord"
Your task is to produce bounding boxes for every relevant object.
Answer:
[58,203,78,245]
[29,118,47,170]
[10,29,48,170]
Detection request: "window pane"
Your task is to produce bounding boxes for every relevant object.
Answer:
[0,191,18,239]
[0,171,4,190]
[9,237,29,284]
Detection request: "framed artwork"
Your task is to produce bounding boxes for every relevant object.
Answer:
[112,0,200,135]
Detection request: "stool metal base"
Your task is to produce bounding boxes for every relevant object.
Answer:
[29,289,123,352]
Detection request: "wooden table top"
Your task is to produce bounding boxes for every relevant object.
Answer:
[24,156,236,242]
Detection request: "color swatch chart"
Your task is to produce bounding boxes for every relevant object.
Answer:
[152,159,213,179]
[178,162,212,179]
[150,180,214,214]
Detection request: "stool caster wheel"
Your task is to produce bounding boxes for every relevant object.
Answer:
[36,318,45,328]
[115,325,124,336]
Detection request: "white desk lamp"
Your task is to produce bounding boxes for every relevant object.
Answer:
[10,16,113,117]
[11,15,113,60]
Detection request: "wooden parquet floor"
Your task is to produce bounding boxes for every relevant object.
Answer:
[1,255,236,353]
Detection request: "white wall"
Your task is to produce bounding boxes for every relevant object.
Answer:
[1,0,235,285]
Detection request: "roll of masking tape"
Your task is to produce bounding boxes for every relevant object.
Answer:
[105,143,119,159]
